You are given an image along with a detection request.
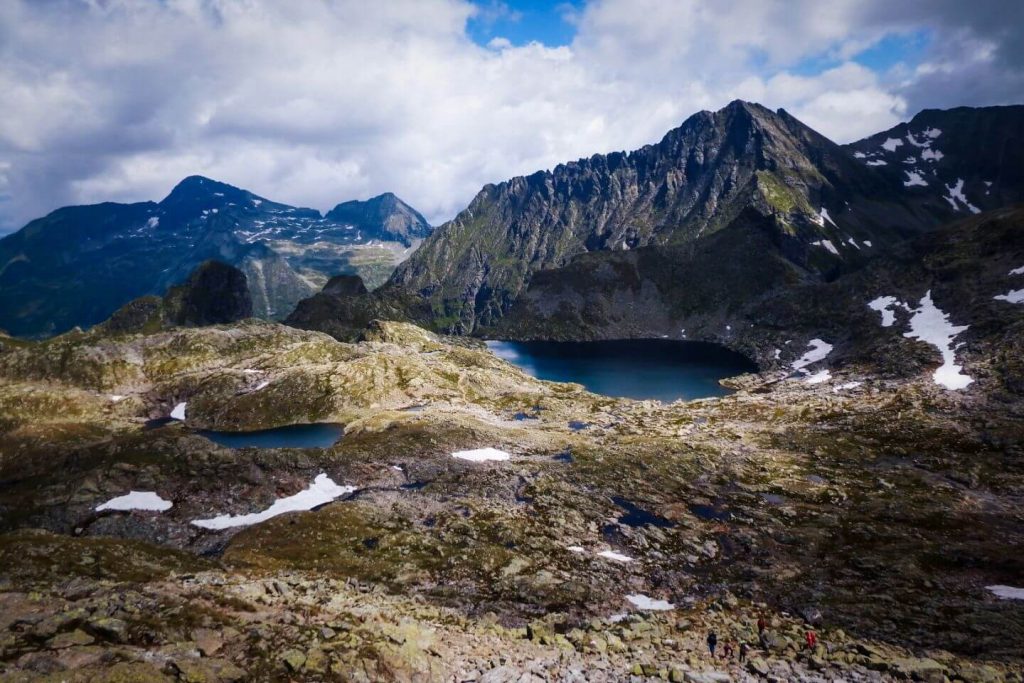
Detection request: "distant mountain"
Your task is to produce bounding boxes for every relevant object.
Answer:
[326,193,432,246]
[845,105,1024,220]
[0,176,430,337]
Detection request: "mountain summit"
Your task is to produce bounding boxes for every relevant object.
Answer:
[325,192,432,246]
[385,100,947,334]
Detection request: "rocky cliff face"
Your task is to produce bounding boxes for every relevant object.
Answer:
[325,192,432,246]
[845,105,1024,219]
[0,176,425,337]
[387,100,956,334]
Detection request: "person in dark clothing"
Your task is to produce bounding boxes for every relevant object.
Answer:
[707,631,717,657]
[739,642,750,662]
[757,616,766,634]
[723,641,734,659]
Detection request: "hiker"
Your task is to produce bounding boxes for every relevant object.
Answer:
[707,630,717,657]
[722,641,734,659]
[757,615,766,634]
[805,630,818,650]
[739,641,750,662]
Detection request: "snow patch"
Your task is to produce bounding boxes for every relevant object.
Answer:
[833,381,862,392]
[170,402,187,420]
[567,546,586,554]
[881,138,903,152]
[145,217,159,229]
[805,369,832,384]
[626,594,674,611]
[923,127,942,138]
[902,291,973,390]
[109,394,126,402]
[452,448,510,462]
[863,240,873,248]
[1009,265,1024,276]
[811,240,840,256]
[791,339,833,374]
[853,152,867,159]
[598,550,634,563]
[866,160,887,166]
[846,237,861,250]
[921,148,943,162]
[988,585,1024,600]
[903,171,928,187]
[192,474,355,529]
[251,199,263,207]
[819,208,837,228]
[994,290,1024,304]
[868,296,906,327]
[944,179,980,213]
[253,380,271,391]
[97,491,172,512]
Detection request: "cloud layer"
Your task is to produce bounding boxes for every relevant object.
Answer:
[0,0,1020,232]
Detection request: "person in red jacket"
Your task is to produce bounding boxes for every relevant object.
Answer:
[805,630,818,650]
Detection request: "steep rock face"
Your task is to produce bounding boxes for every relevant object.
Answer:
[325,193,432,246]
[163,260,253,327]
[388,100,941,334]
[0,176,425,336]
[845,105,1024,219]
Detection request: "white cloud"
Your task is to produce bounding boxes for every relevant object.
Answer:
[0,0,1019,232]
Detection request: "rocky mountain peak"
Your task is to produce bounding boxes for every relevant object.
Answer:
[325,193,431,246]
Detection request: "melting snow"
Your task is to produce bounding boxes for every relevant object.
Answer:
[833,381,862,392]
[902,291,973,390]
[145,217,160,229]
[1009,266,1024,276]
[251,199,263,207]
[452,448,510,462]
[626,594,674,611]
[868,296,906,327]
[598,550,634,563]
[903,171,928,187]
[994,290,1024,304]
[170,402,187,420]
[791,339,833,374]
[923,127,942,138]
[811,240,840,256]
[921,148,944,162]
[944,179,980,213]
[988,585,1024,600]
[881,138,903,152]
[866,160,887,166]
[805,369,832,384]
[819,208,837,227]
[863,240,873,248]
[847,237,861,249]
[567,546,587,554]
[97,491,172,512]
[853,151,867,159]
[192,474,355,529]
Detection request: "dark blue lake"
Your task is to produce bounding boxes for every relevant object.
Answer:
[486,339,756,402]
[197,423,344,449]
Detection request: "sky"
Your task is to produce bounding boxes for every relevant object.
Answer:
[0,0,1021,233]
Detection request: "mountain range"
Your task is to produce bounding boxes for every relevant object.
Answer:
[290,101,1023,348]
[0,178,430,337]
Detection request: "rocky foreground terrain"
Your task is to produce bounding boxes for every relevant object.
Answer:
[0,303,1022,680]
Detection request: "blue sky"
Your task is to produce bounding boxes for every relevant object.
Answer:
[467,0,583,48]
[1,0,1020,232]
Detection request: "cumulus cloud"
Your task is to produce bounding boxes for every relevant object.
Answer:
[0,0,1020,232]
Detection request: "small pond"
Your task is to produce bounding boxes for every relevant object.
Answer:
[197,423,344,449]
